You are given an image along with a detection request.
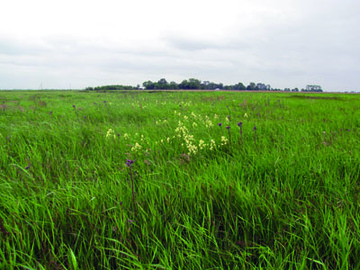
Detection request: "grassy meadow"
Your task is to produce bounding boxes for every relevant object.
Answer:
[1,90,360,269]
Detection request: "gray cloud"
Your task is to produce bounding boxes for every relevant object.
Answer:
[1,0,360,91]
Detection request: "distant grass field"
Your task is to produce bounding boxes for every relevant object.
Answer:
[1,90,360,269]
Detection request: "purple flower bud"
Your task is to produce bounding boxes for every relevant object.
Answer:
[237,122,242,127]
[72,105,76,109]
[126,159,135,167]
[218,123,222,127]
[253,125,257,131]
[226,126,230,130]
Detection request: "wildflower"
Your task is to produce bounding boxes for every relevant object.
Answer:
[210,139,216,150]
[106,128,116,139]
[221,136,228,146]
[72,105,76,109]
[226,126,230,130]
[126,159,135,168]
[131,143,142,152]
[184,116,188,120]
[244,113,248,118]
[218,123,222,127]
[124,133,129,139]
[205,119,213,128]
[253,125,257,131]
[199,139,206,150]
[238,122,243,142]
[192,122,197,128]
[25,163,31,170]
[187,144,198,155]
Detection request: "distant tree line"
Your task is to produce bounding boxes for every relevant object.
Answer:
[85,78,323,92]
[85,85,138,91]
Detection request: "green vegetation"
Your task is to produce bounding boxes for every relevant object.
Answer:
[87,78,323,92]
[0,90,359,269]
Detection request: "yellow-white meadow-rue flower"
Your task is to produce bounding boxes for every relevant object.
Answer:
[210,139,216,150]
[106,129,116,139]
[199,139,206,150]
[184,116,188,120]
[187,144,198,155]
[131,142,142,152]
[221,136,228,145]
[192,122,197,128]
[205,119,213,128]
[167,137,170,143]
[124,133,129,139]
[244,113,248,118]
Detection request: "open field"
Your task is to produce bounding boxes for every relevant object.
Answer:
[1,90,360,269]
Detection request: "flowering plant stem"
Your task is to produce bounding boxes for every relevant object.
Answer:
[127,160,137,218]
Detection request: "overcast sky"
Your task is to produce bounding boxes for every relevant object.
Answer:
[1,0,359,91]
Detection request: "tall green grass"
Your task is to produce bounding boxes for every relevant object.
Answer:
[1,90,360,269]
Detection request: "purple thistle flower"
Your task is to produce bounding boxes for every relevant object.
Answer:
[218,123,222,127]
[253,125,257,131]
[226,126,230,130]
[72,105,76,109]
[25,163,31,170]
[126,159,135,168]
[237,122,242,127]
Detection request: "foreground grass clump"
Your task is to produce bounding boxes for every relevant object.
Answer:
[1,90,360,269]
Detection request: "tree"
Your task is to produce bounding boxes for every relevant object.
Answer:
[143,81,155,90]
[156,78,169,89]
[247,82,257,90]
